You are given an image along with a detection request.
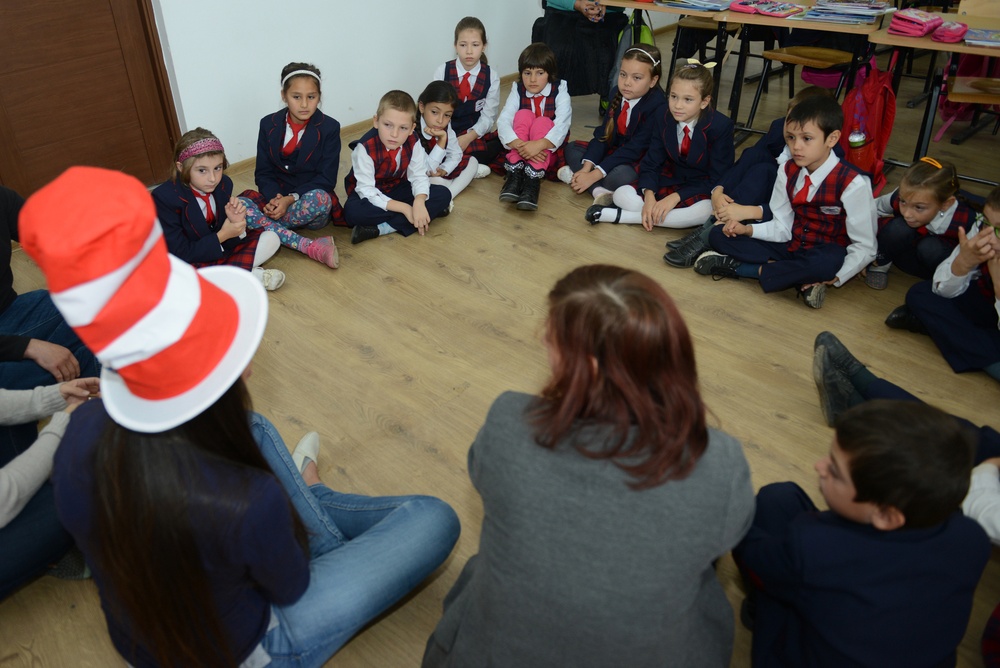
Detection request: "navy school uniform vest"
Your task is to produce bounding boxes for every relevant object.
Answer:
[444,60,492,135]
[345,128,417,197]
[517,81,560,121]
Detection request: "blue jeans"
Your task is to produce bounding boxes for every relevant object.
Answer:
[248,414,461,668]
[0,481,73,600]
[0,290,99,390]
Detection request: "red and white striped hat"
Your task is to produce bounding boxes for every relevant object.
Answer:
[18,166,267,433]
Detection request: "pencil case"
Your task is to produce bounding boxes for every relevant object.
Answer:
[931,21,968,43]
[887,8,943,37]
[729,1,804,17]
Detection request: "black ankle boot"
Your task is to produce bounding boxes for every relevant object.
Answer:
[499,165,524,203]
[518,178,541,211]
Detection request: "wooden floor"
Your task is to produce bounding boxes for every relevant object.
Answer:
[3,33,1000,668]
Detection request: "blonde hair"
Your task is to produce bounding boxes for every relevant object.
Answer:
[376,90,418,124]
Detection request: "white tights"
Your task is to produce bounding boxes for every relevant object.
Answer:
[600,185,713,229]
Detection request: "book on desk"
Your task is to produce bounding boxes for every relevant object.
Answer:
[964,29,1000,48]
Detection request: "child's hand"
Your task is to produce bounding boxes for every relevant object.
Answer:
[722,220,750,237]
[711,188,732,214]
[988,254,1000,295]
[953,226,998,276]
[518,140,550,161]
[59,377,100,412]
[432,168,448,178]
[642,194,678,231]
[218,216,247,242]
[726,203,763,224]
[457,131,476,152]
[570,169,602,194]
[265,195,292,220]
[412,200,430,235]
[507,138,526,152]
[225,197,247,225]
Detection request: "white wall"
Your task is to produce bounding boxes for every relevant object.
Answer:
[151,1,540,162]
[151,2,677,162]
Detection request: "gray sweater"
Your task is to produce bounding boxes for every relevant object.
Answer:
[425,391,755,668]
[0,385,68,527]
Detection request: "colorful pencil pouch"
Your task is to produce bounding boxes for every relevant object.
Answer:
[887,8,943,37]
[931,21,968,43]
[729,1,805,17]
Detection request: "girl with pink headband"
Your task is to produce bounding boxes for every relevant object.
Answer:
[239,62,342,270]
[153,128,286,290]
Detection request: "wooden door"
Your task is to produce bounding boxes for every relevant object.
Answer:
[0,0,180,195]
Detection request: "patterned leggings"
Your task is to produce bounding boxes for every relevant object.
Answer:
[239,189,332,252]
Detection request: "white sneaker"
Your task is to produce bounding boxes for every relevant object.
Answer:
[475,164,491,179]
[556,165,574,185]
[252,267,286,291]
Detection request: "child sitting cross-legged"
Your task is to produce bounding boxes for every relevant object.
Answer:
[344,90,453,245]
[694,95,876,309]
[734,396,991,668]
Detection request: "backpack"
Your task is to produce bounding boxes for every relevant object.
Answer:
[838,63,896,195]
[603,10,655,116]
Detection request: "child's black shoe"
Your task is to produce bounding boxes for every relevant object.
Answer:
[517,174,542,211]
[499,164,524,203]
[350,225,380,245]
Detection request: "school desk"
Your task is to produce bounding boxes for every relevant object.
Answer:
[868,15,1000,172]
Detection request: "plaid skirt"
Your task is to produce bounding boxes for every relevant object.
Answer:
[654,184,710,209]
[193,227,264,271]
[461,129,498,156]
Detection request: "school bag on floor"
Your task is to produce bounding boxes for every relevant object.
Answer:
[838,63,895,195]
[934,54,1000,143]
[604,10,655,116]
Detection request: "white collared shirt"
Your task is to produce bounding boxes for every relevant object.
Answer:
[932,213,1000,326]
[432,60,501,139]
[753,151,877,287]
[350,140,430,210]
[420,117,463,177]
[497,80,572,151]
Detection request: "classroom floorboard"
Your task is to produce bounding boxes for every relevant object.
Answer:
[2,30,999,668]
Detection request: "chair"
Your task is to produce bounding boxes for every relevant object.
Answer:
[942,0,1000,144]
[743,47,853,130]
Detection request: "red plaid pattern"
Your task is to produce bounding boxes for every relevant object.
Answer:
[517,82,559,122]
[444,60,493,136]
[785,161,860,252]
[191,227,263,270]
[344,129,417,197]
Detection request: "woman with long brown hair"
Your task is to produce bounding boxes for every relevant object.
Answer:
[20,167,460,668]
[424,264,754,668]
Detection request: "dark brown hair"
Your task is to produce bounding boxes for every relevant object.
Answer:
[91,379,309,667]
[788,85,833,112]
[454,16,488,66]
[601,44,663,143]
[530,265,708,489]
[171,127,228,185]
[419,80,459,109]
[985,184,1000,213]
[518,42,558,82]
[900,158,959,206]
[280,61,322,95]
[786,95,843,139]
[836,400,974,529]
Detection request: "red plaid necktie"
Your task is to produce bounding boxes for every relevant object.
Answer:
[793,175,812,206]
[680,125,691,158]
[387,147,400,172]
[532,95,543,117]
[458,73,471,102]
[192,190,215,224]
[282,117,306,156]
[617,100,630,136]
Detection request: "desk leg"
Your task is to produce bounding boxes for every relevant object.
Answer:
[890,47,906,95]
[914,70,942,163]
[713,20,728,104]
[729,25,750,124]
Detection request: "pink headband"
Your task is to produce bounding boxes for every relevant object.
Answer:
[178,138,225,164]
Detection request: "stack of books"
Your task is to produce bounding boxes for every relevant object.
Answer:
[964,29,1000,48]
[793,0,893,24]
[655,0,730,11]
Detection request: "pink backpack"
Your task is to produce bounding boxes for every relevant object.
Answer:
[935,54,1000,142]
